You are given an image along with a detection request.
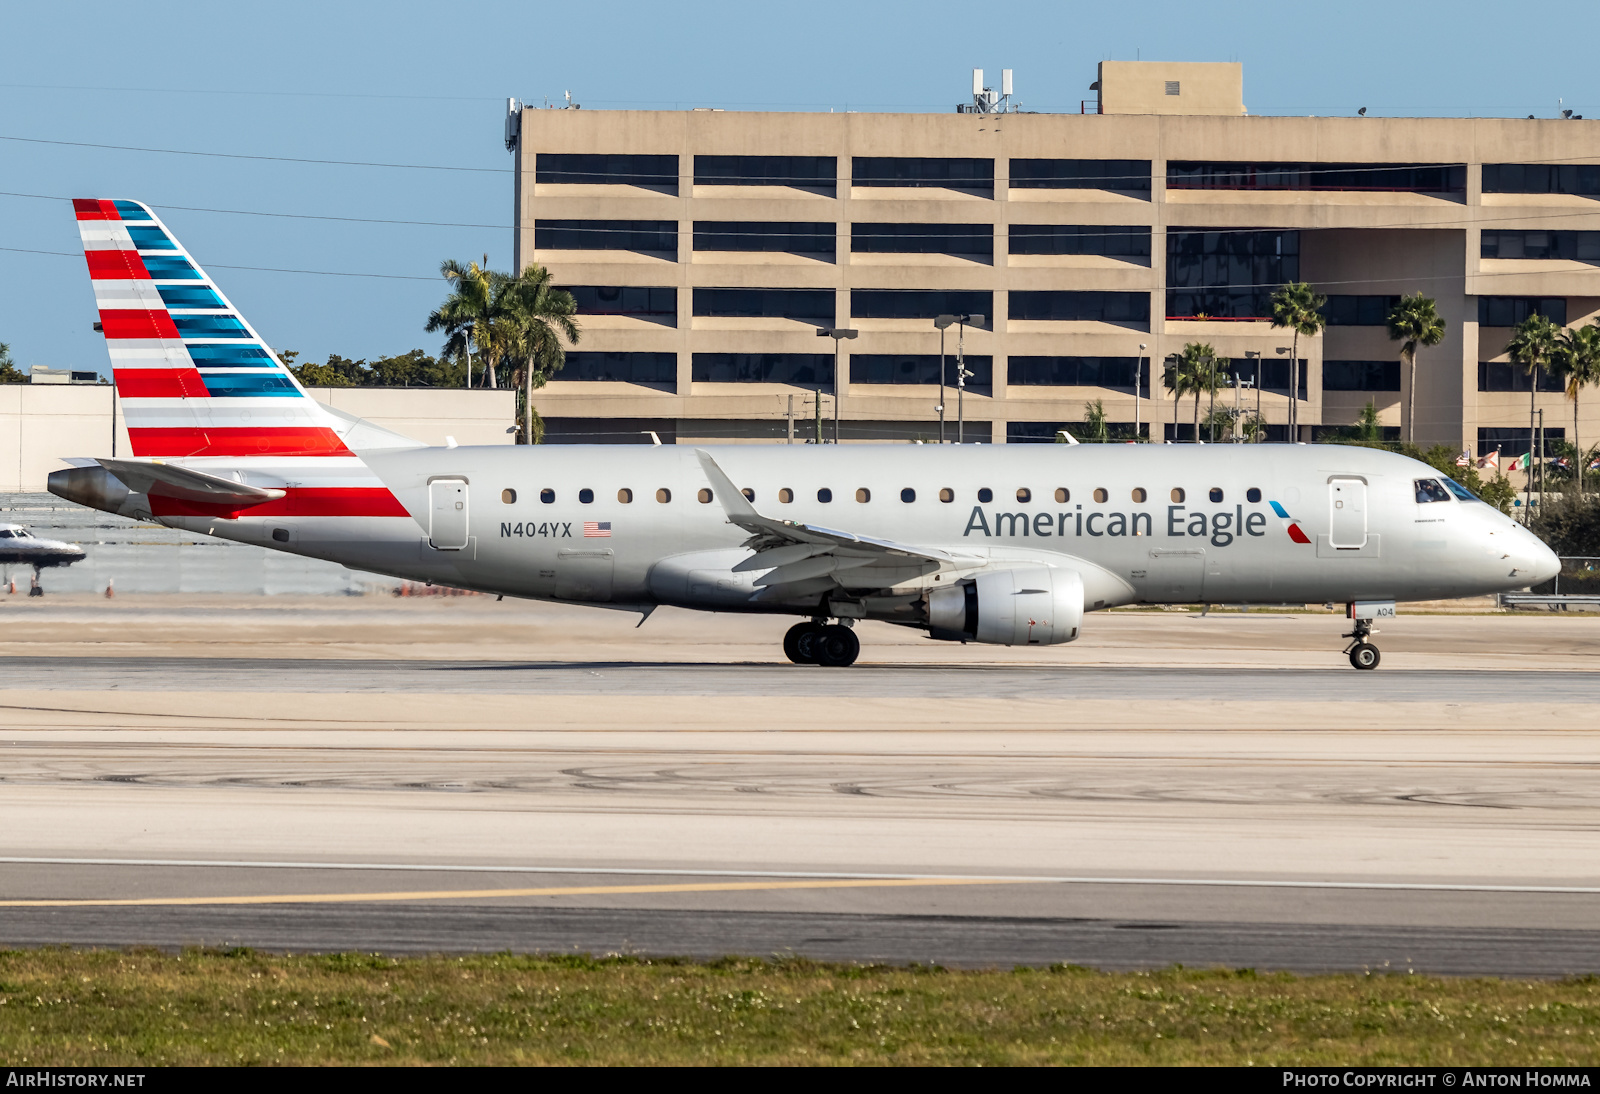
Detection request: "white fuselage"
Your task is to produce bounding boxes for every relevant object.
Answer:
[76,443,1560,623]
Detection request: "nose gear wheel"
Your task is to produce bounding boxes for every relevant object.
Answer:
[1341,615,1381,670]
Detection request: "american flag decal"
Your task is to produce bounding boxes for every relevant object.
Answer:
[584,521,612,538]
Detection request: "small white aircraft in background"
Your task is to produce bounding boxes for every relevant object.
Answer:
[0,523,87,595]
[49,199,1560,668]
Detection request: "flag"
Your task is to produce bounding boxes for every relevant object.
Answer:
[1507,453,1529,473]
[1554,457,1572,471]
[1454,449,1472,468]
[583,521,612,538]
[1588,456,1600,470]
[1477,448,1500,471]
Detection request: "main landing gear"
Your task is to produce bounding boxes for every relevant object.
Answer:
[783,620,861,667]
[1342,616,1381,671]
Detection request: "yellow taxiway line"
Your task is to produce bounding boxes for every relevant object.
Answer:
[0,876,1052,908]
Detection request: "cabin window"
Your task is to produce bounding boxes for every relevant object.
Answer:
[901,488,916,503]
[656,488,672,503]
[818,488,833,503]
[742,488,755,501]
[501,489,517,504]
[1209,487,1224,503]
[617,488,633,503]
[1054,487,1069,503]
[1131,488,1147,503]
[1171,488,1185,503]
[1016,487,1031,503]
[579,488,595,504]
[779,488,794,503]
[939,487,954,503]
[856,488,871,503]
[698,488,714,503]
[540,488,555,504]
[977,488,993,503]
[1093,488,1108,503]
[1246,487,1261,503]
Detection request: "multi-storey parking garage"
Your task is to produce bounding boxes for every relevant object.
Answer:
[511,61,1600,453]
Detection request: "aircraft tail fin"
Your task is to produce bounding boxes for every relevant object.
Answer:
[72,198,412,458]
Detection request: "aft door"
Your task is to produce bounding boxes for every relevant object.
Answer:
[1328,478,1367,549]
[429,478,469,550]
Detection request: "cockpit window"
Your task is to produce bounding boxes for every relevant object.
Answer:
[1415,479,1452,503]
[1443,478,1478,502]
[0,530,12,538]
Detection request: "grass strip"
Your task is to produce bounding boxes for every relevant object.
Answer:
[0,949,1598,1066]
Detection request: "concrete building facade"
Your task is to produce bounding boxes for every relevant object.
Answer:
[511,62,1600,455]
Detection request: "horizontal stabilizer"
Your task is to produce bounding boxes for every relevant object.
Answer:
[96,458,286,506]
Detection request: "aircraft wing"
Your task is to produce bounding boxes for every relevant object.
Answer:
[695,450,978,601]
[96,458,286,507]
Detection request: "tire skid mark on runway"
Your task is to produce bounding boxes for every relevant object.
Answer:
[0,876,1049,908]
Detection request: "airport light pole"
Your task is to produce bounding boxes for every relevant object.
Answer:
[816,327,857,444]
[935,315,956,443]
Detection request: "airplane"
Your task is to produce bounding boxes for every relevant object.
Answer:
[47,198,1561,669]
[0,524,87,595]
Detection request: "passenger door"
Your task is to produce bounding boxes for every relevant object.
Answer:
[1328,478,1367,549]
[428,478,470,550]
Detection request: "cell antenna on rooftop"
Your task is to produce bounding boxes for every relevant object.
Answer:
[958,68,1019,114]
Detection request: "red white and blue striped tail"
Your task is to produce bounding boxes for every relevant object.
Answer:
[74,198,350,459]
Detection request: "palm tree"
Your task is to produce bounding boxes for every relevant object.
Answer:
[499,264,580,445]
[425,257,496,388]
[1506,312,1563,515]
[1163,343,1212,442]
[1082,399,1111,443]
[1384,293,1447,444]
[1552,322,1600,492]
[1162,355,1190,442]
[1182,342,1218,442]
[1269,282,1327,442]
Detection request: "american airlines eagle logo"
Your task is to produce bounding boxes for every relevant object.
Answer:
[1269,501,1312,545]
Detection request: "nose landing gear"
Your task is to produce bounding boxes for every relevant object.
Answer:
[782,619,861,667]
[1343,615,1380,670]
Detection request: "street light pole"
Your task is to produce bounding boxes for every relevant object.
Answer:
[816,326,858,444]
[1207,352,1217,443]
[953,314,983,444]
[1276,345,1291,442]
[1137,343,1146,441]
[1164,353,1179,443]
[934,315,956,444]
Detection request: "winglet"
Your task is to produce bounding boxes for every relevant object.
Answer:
[1056,430,1080,445]
[694,449,760,520]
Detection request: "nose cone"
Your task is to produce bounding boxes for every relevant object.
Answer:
[1525,534,1562,586]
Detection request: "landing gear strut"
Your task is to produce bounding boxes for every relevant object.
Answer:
[782,620,860,667]
[1343,616,1380,670]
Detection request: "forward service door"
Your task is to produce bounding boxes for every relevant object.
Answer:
[428,478,470,550]
[1328,478,1367,549]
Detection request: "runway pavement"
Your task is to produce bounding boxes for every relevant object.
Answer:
[2,598,1600,974]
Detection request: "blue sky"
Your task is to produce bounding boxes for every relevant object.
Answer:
[3,0,1597,374]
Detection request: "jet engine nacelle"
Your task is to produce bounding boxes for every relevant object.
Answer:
[925,566,1084,645]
